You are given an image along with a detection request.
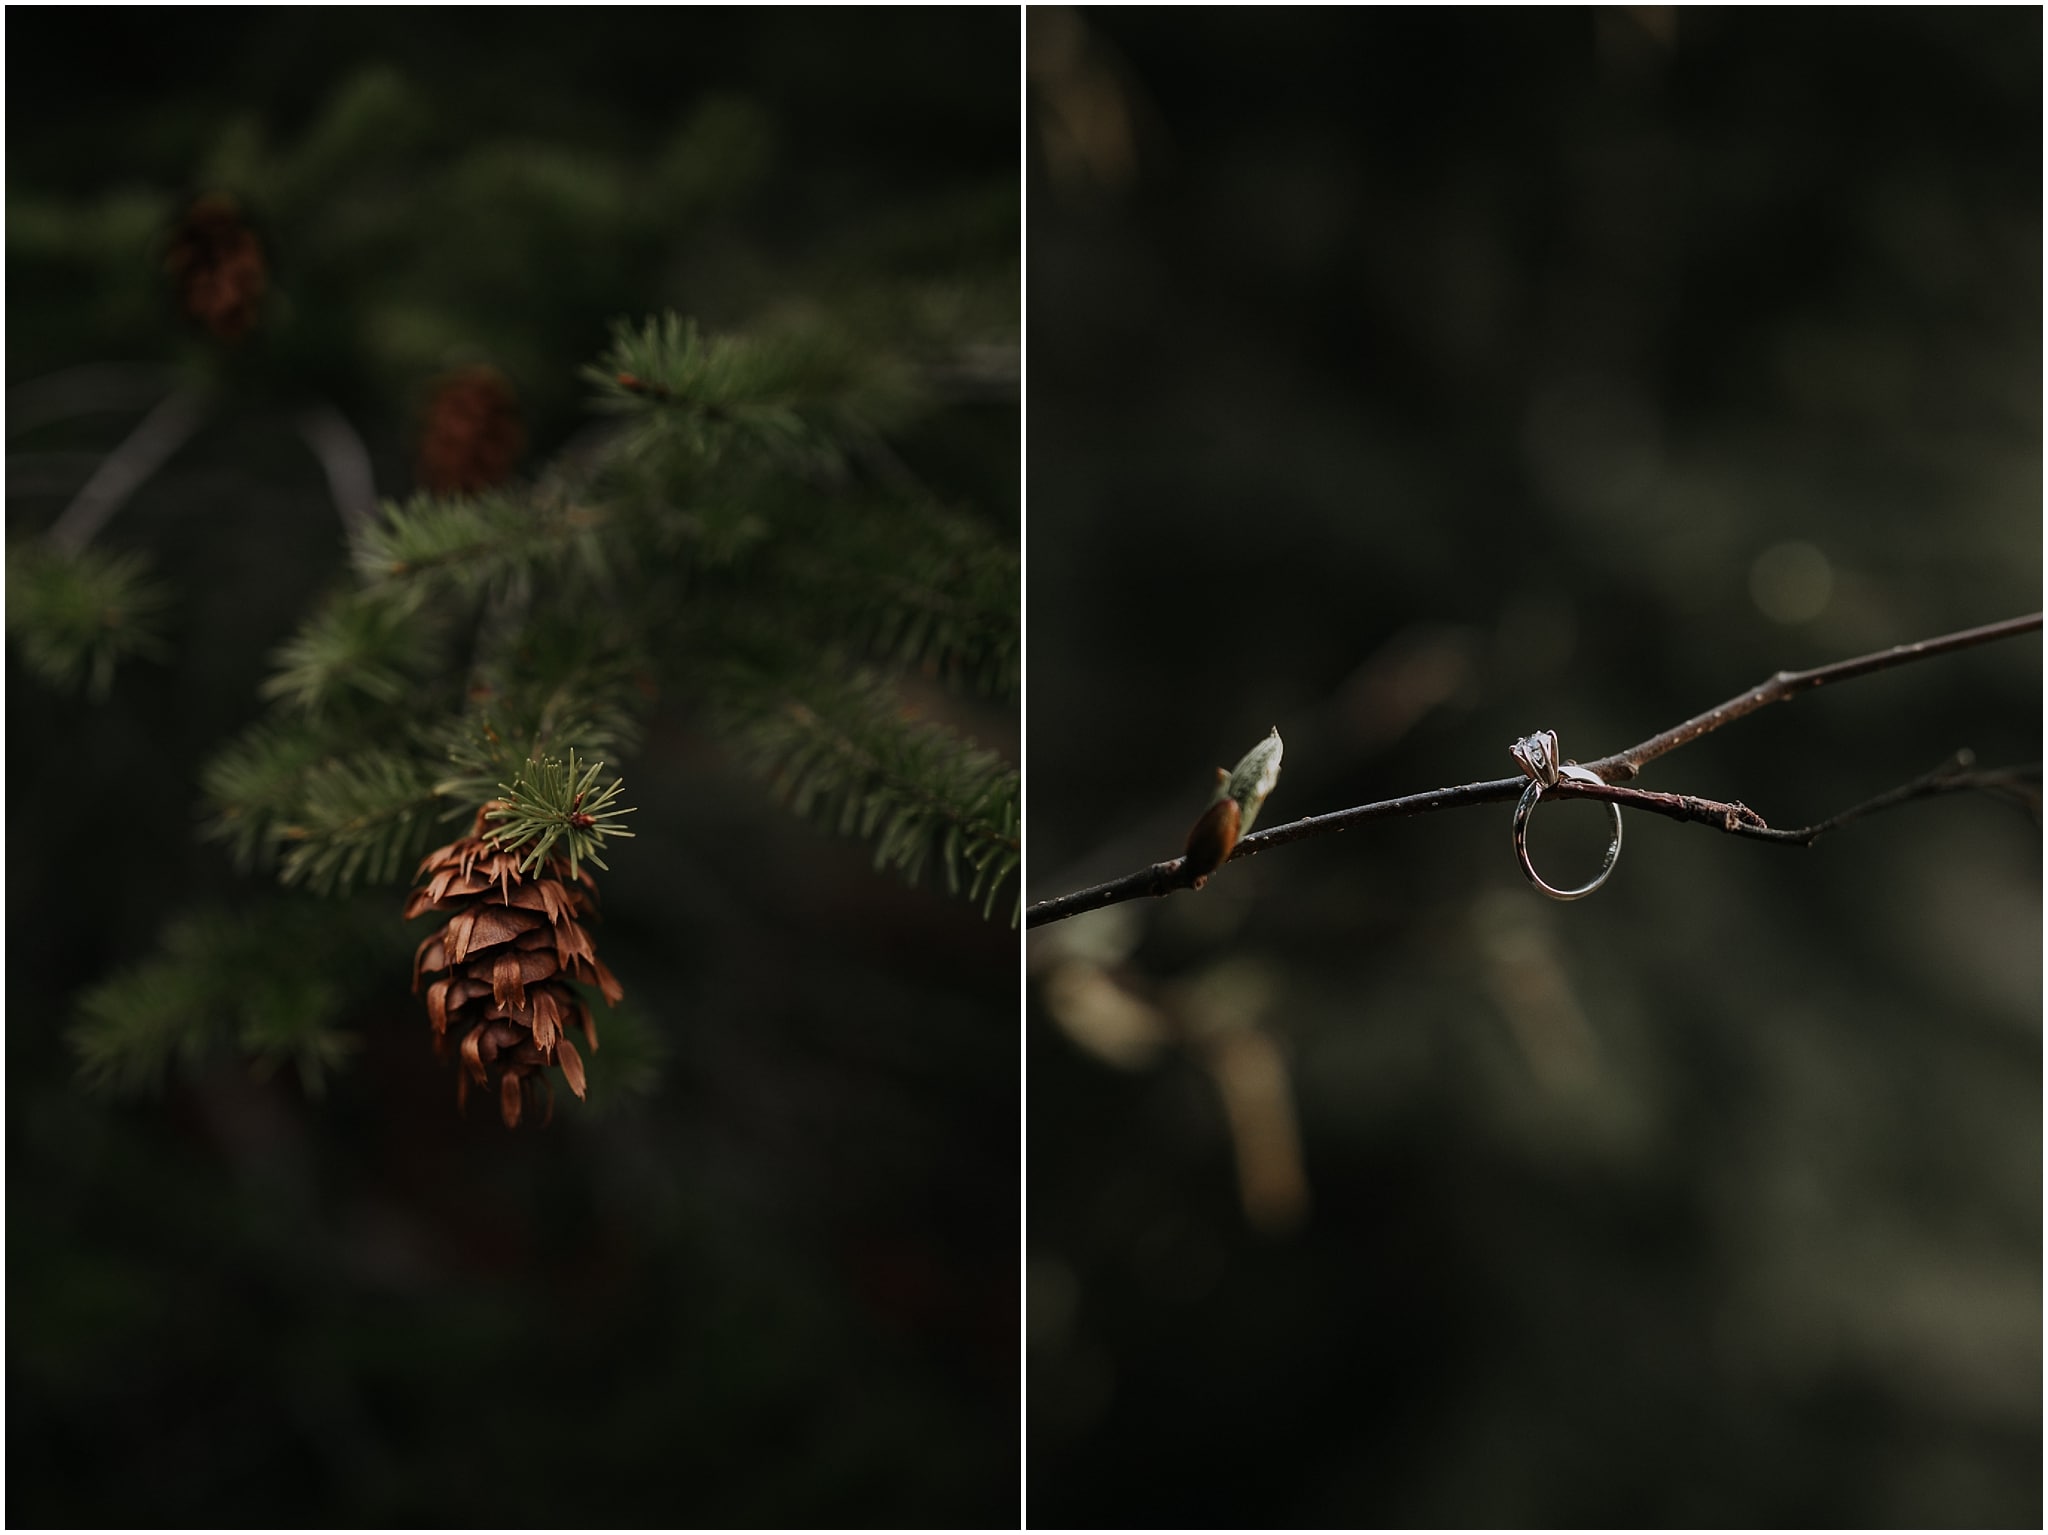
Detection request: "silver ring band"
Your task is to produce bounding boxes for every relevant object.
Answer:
[1513,763,1623,901]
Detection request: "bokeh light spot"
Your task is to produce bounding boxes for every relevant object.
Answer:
[1749,540,1834,624]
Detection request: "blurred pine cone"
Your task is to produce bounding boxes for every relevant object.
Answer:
[166,194,266,341]
[406,804,623,1127]
[416,366,525,495]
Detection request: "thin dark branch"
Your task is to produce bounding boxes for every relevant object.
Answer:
[296,403,378,535]
[6,362,179,439]
[1584,612,2043,781]
[46,384,211,554]
[1026,614,2042,929]
[1025,859,1193,926]
[1728,752,2041,845]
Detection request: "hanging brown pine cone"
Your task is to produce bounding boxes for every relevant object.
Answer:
[405,803,623,1127]
[415,366,525,495]
[166,194,267,342]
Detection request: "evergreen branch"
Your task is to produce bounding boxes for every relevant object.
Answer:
[260,586,440,716]
[771,499,1018,696]
[1027,613,2043,928]
[434,686,645,810]
[208,709,643,897]
[201,721,338,872]
[272,748,448,894]
[216,532,655,896]
[71,907,364,1097]
[6,540,171,698]
[352,490,613,601]
[584,311,922,471]
[470,607,651,744]
[431,608,653,809]
[71,927,222,1094]
[483,747,636,878]
[717,665,1020,921]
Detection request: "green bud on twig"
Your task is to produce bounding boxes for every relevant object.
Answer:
[1222,726,1284,837]
[1183,727,1285,888]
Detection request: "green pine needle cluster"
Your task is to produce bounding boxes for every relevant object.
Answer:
[582,312,922,474]
[485,747,636,878]
[775,498,1019,695]
[259,587,441,715]
[7,541,171,699]
[352,490,614,602]
[716,666,1020,920]
[276,749,447,892]
[71,904,378,1096]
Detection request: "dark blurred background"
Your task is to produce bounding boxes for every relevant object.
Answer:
[1026,7,2039,1528]
[9,9,1017,1527]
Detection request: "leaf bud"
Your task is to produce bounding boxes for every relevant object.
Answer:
[1182,792,1241,889]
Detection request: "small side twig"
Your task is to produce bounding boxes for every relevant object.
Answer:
[296,403,379,536]
[1583,611,2043,782]
[4,366,184,444]
[1729,751,2041,845]
[46,384,212,554]
[6,362,180,439]
[1026,613,2042,929]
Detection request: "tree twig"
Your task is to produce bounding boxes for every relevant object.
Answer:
[1026,613,2042,929]
[1727,751,2040,845]
[6,362,179,439]
[296,403,379,536]
[45,383,212,554]
[1583,611,2045,782]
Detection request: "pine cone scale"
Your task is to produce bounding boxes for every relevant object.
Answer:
[413,933,447,988]
[555,1036,587,1098]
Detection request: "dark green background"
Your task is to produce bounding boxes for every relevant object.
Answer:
[1027,7,2039,1528]
[9,9,1018,1527]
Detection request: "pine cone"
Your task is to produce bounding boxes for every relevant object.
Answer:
[415,366,525,495]
[166,194,266,341]
[405,805,623,1127]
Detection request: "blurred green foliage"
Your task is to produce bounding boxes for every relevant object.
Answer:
[6,540,170,697]
[9,10,1017,1527]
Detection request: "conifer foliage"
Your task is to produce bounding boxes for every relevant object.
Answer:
[6,542,171,699]
[13,35,1018,1116]
[57,304,1017,1112]
[211,307,1020,912]
[13,13,1021,1519]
